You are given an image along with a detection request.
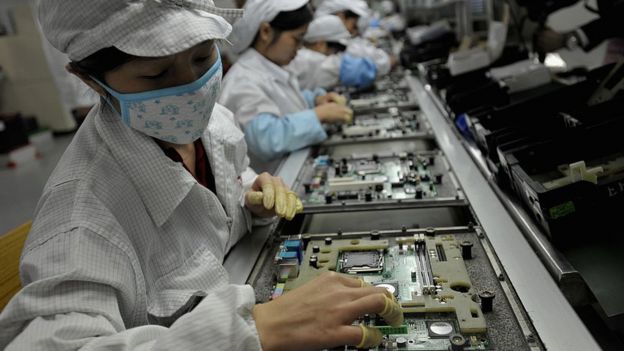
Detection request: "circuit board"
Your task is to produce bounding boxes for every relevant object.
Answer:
[297,151,460,210]
[324,108,432,145]
[349,87,418,113]
[269,233,492,350]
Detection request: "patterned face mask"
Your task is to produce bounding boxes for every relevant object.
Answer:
[94,51,222,144]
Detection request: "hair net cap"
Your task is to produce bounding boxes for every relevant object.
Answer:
[230,0,309,54]
[303,15,351,44]
[35,0,243,61]
[314,0,370,18]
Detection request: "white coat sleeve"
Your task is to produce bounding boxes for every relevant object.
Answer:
[0,228,263,351]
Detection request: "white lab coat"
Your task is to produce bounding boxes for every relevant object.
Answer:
[288,47,341,90]
[347,37,392,75]
[0,102,263,350]
[219,48,312,172]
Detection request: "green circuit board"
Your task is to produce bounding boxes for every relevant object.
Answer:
[271,234,492,350]
[301,152,446,207]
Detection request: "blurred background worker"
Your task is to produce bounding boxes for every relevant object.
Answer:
[533,0,624,64]
[288,15,377,90]
[219,0,352,173]
[314,0,395,76]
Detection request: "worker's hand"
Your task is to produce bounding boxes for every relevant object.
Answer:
[253,272,404,351]
[535,27,566,54]
[245,172,303,220]
[315,92,348,106]
[315,103,354,124]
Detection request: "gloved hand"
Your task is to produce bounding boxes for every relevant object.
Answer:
[315,92,348,106]
[245,172,303,220]
[252,272,404,351]
[535,27,566,54]
[315,103,354,124]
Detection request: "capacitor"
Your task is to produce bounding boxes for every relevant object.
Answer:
[415,188,423,199]
[302,234,312,250]
[365,192,373,202]
[312,245,320,253]
[303,183,311,194]
[325,194,333,204]
[375,184,384,192]
[370,231,380,240]
[396,337,407,348]
[460,241,473,260]
[479,290,495,313]
[309,255,318,268]
[435,174,443,184]
[325,237,333,245]
[449,334,466,351]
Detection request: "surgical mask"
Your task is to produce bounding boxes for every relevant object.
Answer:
[94,53,223,144]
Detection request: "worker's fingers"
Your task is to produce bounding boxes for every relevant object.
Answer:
[261,183,275,210]
[246,191,264,206]
[273,178,287,217]
[333,94,347,106]
[355,324,384,349]
[285,191,297,221]
[343,292,404,327]
[295,198,304,213]
[379,292,404,326]
[328,324,382,349]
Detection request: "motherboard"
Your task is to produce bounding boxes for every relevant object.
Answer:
[324,108,431,146]
[297,151,461,211]
[349,87,418,113]
[262,229,503,350]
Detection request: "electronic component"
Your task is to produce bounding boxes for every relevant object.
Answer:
[340,250,384,274]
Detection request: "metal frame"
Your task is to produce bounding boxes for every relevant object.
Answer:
[407,76,600,350]
[224,148,310,285]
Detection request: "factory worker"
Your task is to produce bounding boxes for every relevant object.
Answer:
[219,0,353,173]
[315,0,394,75]
[0,0,402,350]
[288,15,377,90]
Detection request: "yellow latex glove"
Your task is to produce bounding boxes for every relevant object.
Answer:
[361,279,404,326]
[356,324,384,349]
[245,175,303,220]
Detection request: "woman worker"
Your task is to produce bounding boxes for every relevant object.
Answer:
[315,0,395,76]
[0,0,402,350]
[219,0,353,173]
[288,14,378,90]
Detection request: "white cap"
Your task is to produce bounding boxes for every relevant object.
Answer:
[314,0,370,18]
[303,15,351,44]
[230,0,309,54]
[36,0,243,61]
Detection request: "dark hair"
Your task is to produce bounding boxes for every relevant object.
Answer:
[253,4,313,46]
[70,47,136,81]
[327,41,347,52]
[343,10,360,19]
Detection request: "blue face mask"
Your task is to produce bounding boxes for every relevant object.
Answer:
[94,52,223,144]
